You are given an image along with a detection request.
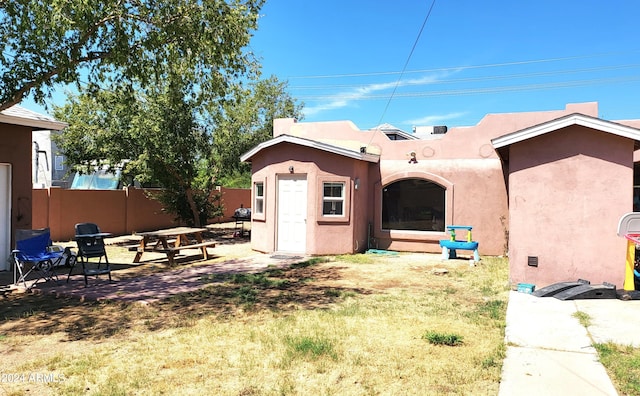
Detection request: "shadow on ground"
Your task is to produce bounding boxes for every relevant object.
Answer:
[0,260,368,341]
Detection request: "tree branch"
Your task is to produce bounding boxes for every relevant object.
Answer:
[0,68,59,111]
[0,49,114,112]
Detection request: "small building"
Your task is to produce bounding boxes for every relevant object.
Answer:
[32,129,72,188]
[241,102,640,288]
[493,113,640,287]
[0,105,67,271]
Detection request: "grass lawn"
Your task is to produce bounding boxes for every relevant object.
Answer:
[1,247,510,395]
[595,342,640,395]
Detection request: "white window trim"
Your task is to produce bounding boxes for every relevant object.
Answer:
[252,178,267,222]
[316,176,351,223]
[54,155,64,171]
[254,182,264,215]
[322,182,345,216]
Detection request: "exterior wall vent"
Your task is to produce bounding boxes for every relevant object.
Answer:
[527,256,539,267]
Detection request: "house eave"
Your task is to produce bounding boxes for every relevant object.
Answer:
[0,105,68,131]
[241,134,380,163]
[491,113,640,150]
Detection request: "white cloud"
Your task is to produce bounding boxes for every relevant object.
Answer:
[303,74,447,117]
[303,98,349,116]
[405,112,468,126]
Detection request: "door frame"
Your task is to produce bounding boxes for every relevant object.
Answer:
[276,174,308,253]
[0,163,11,271]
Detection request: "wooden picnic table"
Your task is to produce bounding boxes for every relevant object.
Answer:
[133,227,216,265]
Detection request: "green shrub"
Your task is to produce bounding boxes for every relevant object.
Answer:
[423,331,464,346]
[285,335,337,360]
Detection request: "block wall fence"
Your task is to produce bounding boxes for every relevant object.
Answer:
[32,187,251,241]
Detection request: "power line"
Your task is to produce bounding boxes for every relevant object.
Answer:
[376,0,437,128]
[288,64,640,91]
[286,50,640,80]
[296,75,640,101]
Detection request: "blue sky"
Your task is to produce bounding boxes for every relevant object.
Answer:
[22,0,640,132]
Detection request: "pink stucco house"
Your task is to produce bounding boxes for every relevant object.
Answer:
[0,105,67,271]
[241,102,640,288]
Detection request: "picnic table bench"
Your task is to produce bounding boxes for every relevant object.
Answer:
[133,227,216,265]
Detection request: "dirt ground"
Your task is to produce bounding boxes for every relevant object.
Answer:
[0,243,489,340]
[0,232,505,395]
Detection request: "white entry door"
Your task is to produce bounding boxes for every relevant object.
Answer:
[0,164,11,271]
[277,175,307,253]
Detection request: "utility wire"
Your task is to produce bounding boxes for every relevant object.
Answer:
[297,75,640,101]
[375,0,437,128]
[288,64,640,91]
[286,50,640,80]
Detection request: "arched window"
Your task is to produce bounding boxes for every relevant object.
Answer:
[382,179,445,232]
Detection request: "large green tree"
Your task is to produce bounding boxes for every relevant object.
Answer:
[54,75,221,227]
[212,76,304,187]
[0,0,262,111]
[53,74,302,224]
[133,75,222,227]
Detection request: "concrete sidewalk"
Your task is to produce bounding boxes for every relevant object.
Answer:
[499,291,640,395]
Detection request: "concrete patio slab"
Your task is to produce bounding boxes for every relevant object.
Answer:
[504,290,595,353]
[575,298,640,347]
[499,346,618,396]
[499,291,624,396]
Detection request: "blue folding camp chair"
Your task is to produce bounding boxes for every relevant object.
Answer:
[12,228,64,290]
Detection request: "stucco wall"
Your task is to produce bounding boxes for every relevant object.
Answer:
[249,143,366,255]
[219,188,252,218]
[32,187,250,241]
[257,103,615,257]
[371,158,508,255]
[124,188,178,234]
[0,124,33,236]
[508,126,633,287]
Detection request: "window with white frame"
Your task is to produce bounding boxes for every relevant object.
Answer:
[254,182,264,214]
[54,155,64,171]
[322,182,344,216]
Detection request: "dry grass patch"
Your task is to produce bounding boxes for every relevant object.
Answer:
[595,342,640,395]
[1,253,508,395]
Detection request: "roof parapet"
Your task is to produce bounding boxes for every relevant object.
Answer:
[273,118,297,137]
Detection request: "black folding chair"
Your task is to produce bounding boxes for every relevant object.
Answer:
[67,223,111,286]
[12,228,64,290]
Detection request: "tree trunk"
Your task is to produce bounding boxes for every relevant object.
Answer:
[185,188,201,227]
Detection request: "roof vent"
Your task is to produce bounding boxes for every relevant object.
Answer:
[412,125,448,135]
[433,125,448,134]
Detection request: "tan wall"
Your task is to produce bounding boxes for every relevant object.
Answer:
[1,124,34,233]
[249,143,365,255]
[371,158,508,255]
[265,103,601,256]
[32,186,250,241]
[0,124,34,271]
[508,126,633,287]
[219,188,252,219]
